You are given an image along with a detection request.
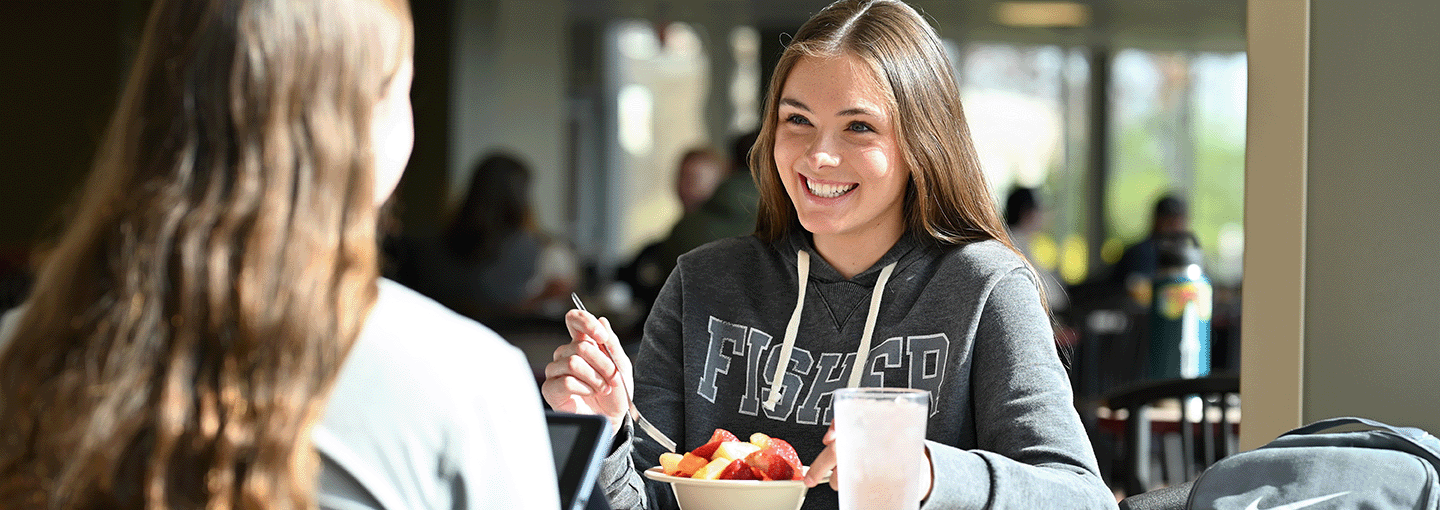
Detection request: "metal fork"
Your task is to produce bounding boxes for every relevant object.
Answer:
[570,292,677,452]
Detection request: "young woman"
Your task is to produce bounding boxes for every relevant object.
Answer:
[542,0,1116,509]
[0,1,558,509]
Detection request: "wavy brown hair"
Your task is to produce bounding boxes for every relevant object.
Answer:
[0,0,412,509]
[750,0,1015,251]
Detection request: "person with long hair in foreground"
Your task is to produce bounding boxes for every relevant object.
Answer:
[0,0,559,509]
[542,0,1116,508]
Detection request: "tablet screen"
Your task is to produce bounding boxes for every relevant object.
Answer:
[546,411,612,510]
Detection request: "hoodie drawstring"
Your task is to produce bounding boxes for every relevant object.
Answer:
[847,261,895,388]
[764,250,809,411]
[763,250,897,411]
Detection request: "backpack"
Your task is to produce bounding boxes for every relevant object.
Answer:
[1187,416,1440,509]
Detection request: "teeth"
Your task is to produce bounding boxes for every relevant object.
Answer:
[806,180,857,198]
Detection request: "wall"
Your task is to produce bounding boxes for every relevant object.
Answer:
[1304,0,1440,428]
[0,2,144,252]
[1243,0,1440,448]
[453,0,569,237]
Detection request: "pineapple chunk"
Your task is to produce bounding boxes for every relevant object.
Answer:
[749,432,771,448]
[713,441,761,461]
[659,452,685,476]
[691,458,732,480]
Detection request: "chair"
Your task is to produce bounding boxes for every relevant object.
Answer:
[1117,480,1193,510]
[1100,373,1240,497]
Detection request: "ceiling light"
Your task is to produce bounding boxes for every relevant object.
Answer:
[992,1,1091,28]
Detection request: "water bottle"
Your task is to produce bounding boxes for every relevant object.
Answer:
[1149,232,1212,380]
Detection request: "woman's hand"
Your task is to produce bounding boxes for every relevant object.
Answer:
[541,309,632,435]
[802,422,841,491]
[802,421,935,499]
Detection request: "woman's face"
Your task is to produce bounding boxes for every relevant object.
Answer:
[773,53,909,246]
[372,57,414,206]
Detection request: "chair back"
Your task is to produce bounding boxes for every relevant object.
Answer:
[1102,374,1240,497]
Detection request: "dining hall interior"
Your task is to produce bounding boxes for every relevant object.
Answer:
[0,0,1436,503]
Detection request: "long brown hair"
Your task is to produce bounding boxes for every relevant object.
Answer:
[0,0,412,508]
[750,0,1014,251]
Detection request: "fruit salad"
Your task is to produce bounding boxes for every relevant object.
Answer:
[657,428,804,481]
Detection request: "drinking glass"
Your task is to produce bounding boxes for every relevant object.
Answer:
[833,387,929,510]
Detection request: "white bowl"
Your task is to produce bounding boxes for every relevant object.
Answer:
[643,467,809,510]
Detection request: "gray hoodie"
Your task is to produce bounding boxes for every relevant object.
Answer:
[599,231,1117,509]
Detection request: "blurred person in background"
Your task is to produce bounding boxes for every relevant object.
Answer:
[1111,193,1190,307]
[618,147,727,313]
[0,1,559,509]
[1004,186,1068,312]
[621,133,761,314]
[395,152,578,324]
[666,130,764,261]
[675,148,728,215]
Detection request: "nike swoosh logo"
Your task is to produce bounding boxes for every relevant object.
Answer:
[1243,491,1350,510]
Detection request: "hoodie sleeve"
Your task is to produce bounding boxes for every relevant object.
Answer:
[595,419,649,510]
[922,267,1118,510]
[596,266,689,510]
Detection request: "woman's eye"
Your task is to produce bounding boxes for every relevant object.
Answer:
[785,114,811,126]
[848,122,874,133]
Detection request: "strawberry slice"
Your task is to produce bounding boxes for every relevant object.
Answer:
[690,428,739,459]
[709,428,739,444]
[765,438,803,471]
[718,459,760,480]
[691,440,724,459]
[743,449,796,481]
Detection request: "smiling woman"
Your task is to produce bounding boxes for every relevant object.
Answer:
[772,53,910,278]
[542,1,1119,509]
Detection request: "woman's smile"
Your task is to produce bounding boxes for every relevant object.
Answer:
[802,174,859,199]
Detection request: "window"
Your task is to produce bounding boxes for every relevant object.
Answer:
[611,20,710,257]
[1109,49,1245,285]
[958,42,1092,284]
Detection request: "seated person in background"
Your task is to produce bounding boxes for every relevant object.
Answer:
[620,147,726,311]
[396,152,578,324]
[1111,193,1189,306]
[0,1,558,509]
[621,132,761,311]
[658,130,763,267]
[675,148,728,215]
[1004,186,1068,312]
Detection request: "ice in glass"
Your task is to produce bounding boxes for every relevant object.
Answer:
[833,387,929,510]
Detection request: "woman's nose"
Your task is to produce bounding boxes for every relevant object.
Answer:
[808,134,840,169]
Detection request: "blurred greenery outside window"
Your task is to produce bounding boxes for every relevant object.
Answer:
[956,42,1092,285]
[1108,49,1246,287]
[954,42,1244,288]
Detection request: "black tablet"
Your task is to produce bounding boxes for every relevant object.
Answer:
[546,411,613,510]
